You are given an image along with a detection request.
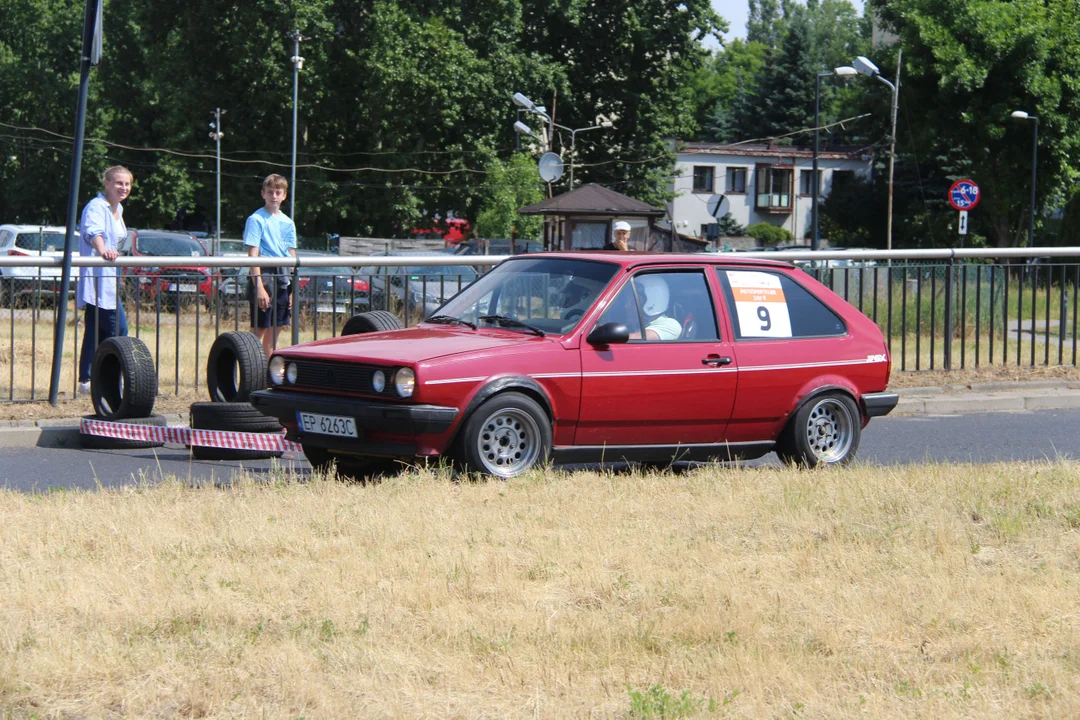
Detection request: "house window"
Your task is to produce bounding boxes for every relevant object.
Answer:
[692,166,714,193]
[754,164,793,211]
[799,169,822,196]
[726,167,748,193]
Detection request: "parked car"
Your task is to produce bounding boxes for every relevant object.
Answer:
[251,251,898,479]
[357,251,479,318]
[216,251,371,316]
[295,251,370,315]
[0,224,75,306]
[118,230,218,308]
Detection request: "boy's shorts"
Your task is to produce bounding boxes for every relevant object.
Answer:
[249,275,292,329]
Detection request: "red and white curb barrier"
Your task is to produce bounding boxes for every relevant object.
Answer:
[80,418,303,452]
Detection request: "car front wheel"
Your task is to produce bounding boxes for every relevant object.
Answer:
[777,393,861,467]
[457,392,551,479]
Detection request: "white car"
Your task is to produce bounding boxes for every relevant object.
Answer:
[0,224,77,306]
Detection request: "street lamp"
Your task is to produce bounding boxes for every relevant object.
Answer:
[512,92,613,188]
[1010,110,1038,249]
[854,52,902,252]
[287,29,307,222]
[812,66,857,251]
[208,108,225,256]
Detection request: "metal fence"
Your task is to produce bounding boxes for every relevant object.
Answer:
[1,248,1077,403]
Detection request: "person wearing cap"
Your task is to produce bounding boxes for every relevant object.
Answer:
[604,221,632,251]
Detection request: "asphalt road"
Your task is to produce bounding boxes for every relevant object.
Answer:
[3,409,1079,493]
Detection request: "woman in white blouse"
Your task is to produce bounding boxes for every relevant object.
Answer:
[76,166,132,394]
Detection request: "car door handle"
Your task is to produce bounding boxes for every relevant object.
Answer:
[702,355,733,367]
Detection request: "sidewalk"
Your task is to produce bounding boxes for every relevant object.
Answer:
[3,381,1080,449]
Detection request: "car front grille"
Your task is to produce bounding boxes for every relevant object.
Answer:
[290,359,389,395]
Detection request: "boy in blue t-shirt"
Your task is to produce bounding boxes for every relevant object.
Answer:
[244,174,297,357]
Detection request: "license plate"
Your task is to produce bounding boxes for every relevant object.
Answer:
[168,283,198,292]
[297,412,358,438]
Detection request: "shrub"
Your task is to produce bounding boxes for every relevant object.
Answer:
[746,222,794,245]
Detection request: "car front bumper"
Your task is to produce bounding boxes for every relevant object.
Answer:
[250,388,459,456]
[861,391,899,418]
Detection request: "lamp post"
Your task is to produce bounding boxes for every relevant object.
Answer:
[208,108,225,256]
[287,29,306,221]
[512,92,612,189]
[854,51,902,252]
[1010,111,1038,249]
[812,66,857,252]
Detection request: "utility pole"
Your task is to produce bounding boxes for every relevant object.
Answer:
[885,48,902,253]
[287,29,307,222]
[208,108,225,256]
[50,0,101,406]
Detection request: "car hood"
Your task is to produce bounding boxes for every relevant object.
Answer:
[274,326,540,364]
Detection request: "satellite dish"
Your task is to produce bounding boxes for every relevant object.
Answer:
[538,152,565,183]
[707,194,730,219]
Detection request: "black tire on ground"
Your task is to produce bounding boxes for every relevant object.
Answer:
[206,331,267,403]
[189,401,282,433]
[90,336,157,420]
[455,392,551,479]
[775,393,862,468]
[340,310,404,336]
[79,414,167,450]
[188,401,283,461]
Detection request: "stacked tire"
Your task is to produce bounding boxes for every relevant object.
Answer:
[191,331,281,460]
[80,336,167,449]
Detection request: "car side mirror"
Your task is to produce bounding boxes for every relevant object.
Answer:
[586,321,630,345]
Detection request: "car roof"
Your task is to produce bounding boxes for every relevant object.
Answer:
[131,230,199,239]
[0,224,66,233]
[502,251,798,271]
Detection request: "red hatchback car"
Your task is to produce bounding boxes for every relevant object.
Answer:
[251,253,898,477]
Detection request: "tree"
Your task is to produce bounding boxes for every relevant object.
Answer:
[474,154,544,240]
[871,0,1080,248]
[756,10,816,141]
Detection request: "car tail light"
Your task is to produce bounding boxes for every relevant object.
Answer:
[7,249,28,256]
[352,279,369,292]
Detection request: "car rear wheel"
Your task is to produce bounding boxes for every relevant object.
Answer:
[457,392,551,479]
[777,393,861,468]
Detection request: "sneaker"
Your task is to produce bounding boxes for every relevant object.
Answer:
[78,381,91,395]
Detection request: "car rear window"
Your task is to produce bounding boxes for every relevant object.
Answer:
[15,232,66,251]
[137,235,207,257]
[717,268,846,339]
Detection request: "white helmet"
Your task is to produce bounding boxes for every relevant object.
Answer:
[637,275,669,316]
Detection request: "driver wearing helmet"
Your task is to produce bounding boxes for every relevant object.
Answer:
[635,275,681,341]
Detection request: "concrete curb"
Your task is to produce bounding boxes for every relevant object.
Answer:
[0,413,188,449]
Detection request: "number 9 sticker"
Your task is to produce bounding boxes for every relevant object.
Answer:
[726,270,792,338]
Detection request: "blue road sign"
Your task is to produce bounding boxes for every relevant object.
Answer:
[949,179,981,211]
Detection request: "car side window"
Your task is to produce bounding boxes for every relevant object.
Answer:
[597,270,719,342]
[717,269,846,339]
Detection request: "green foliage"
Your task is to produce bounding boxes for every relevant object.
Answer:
[872,0,1080,247]
[716,212,746,236]
[627,684,718,719]
[0,0,722,236]
[747,222,794,245]
[474,154,543,240]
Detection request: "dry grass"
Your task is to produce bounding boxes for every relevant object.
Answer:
[2,461,1079,718]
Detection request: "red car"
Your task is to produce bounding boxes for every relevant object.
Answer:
[118,230,218,307]
[251,252,898,477]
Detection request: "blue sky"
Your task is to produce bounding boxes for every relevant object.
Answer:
[709,0,865,45]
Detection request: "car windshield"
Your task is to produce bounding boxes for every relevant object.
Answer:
[435,257,619,335]
[137,234,207,257]
[15,232,66,251]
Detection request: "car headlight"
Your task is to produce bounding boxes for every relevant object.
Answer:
[394,367,415,398]
[286,362,298,384]
[372,370,386,393]
[269,355,286,385]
